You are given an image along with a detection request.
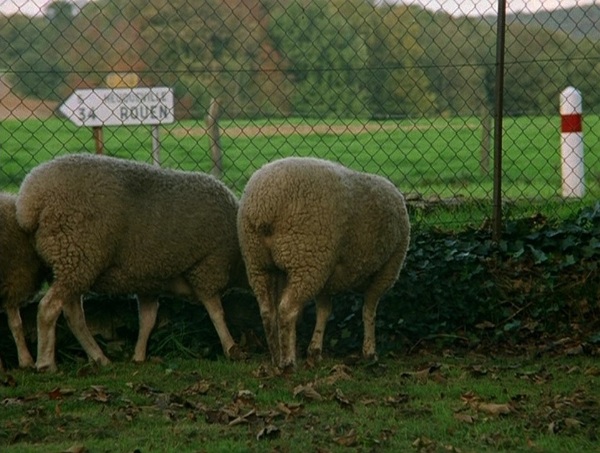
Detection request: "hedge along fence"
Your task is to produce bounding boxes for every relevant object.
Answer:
[1,1,600,231]
[1,202,598,367]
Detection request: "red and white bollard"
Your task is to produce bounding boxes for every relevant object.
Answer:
[560,86,585,198]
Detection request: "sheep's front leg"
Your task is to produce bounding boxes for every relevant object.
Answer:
[307,294,332,363]
[361,296,380,361]
[132,295,159,362]
[36,286,67,372]
[61,294,110,367]
[201,294,241,359]
[5,305,34,368]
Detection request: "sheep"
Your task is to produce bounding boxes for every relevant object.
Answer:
[0,193,48,370]
[237,157,410,370]
[16,153,244,371]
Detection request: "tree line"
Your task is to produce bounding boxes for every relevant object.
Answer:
[1,0,599,119]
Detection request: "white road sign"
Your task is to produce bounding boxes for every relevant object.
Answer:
[59,87,175,127]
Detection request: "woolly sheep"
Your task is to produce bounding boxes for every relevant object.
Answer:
[16,153,244,371]
[0,193,48,370]
[237,157,410,370]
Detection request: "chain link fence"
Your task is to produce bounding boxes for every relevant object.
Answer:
[1,0,599,232]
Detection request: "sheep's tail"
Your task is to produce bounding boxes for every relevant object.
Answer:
[15,186,44,234]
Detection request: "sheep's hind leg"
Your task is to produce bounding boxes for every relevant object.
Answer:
[5,305,34,368]
[361,253,405,361]
[249,271,281,365]
[61,294,110,366]
[35,286,67,372]
[277,285,306,370]
[307,294,332,363]
[132,295,159,362]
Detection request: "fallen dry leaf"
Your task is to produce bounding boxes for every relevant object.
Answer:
[275,402,304,420]
[80,385,110,403]
[204,409,229,425]
[401,364,442,382]
[233,389,256,404]
[228,409,257,426]
[453,412,476,424]
[584,366,600,376]
[48,387,76,400]
[183,380,211,395]
[384,393,410,407]
[475,402,512,416]
[565,344,584,356]
[412,436,435,450]
[317,364,353,386]
[460,391,480,405]
[334,388,354,411]
[564,418,584,429]
[475,321,495,330]
[256,424,280,440]
[293,384,323,401]
[2,397,25,406]
[333,428,358,447]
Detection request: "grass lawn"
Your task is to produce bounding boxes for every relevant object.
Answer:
[2,114,600,229]
[1,353,598,452]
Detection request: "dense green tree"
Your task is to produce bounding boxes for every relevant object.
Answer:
[418,11,493,116]
[1,0,599,116]
[4,2,73,100]
[565,38,600,114]
[503,24,573,115]
[365,5,435,118]
[268,0,370,117]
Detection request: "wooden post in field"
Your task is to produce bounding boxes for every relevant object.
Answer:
[206,98,222,178]
[93,126,104,154]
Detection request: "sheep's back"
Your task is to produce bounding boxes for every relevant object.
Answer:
[241,156,409,294]
[240,158,349,241]
[325,172,410,292]
[105,173,239,291]
[17,154,239,293]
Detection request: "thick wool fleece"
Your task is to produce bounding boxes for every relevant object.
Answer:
[238,157,410,369]
[16,153,242,370]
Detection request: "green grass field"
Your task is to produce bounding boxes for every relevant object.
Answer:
[1,354,598,452]
[2,115,599,229]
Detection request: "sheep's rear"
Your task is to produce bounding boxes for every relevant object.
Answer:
[238,157,410,370]
[0,193,47,370]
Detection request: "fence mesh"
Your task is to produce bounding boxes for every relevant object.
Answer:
[1,0,599,231]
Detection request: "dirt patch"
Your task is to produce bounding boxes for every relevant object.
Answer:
[0,75,57,120]
[171,119,478,139]
[172,122,405,139]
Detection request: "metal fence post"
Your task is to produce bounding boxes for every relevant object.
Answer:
[492,0,507,241]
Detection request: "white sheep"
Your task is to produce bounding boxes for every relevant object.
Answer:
[237,157,410,370]
[0,193,48,370]
[16,153,244,371]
